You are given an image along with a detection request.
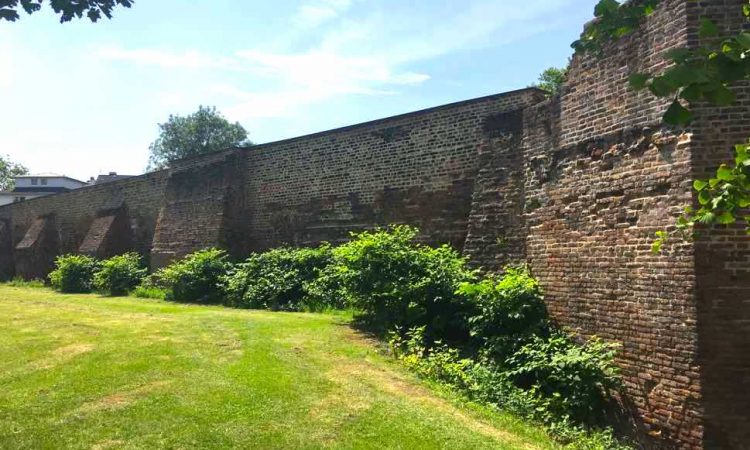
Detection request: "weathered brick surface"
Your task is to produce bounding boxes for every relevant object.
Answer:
[242,90,544,251]
[14,214,60,280]
[151,150,247,268]
[686,2,750,448]
[0,3,747,446]
[519,1,750,448]
[464,109,527,270]
[0,171,169,266]
[78,206,133,258]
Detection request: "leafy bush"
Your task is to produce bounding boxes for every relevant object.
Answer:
[323,226,476,342]
[390,326,627,448]
[222,245,333,311]
[459,266,548,359]
[93,253,147,296]
[506,332,621,426]
[48,254,99,293]
[154,248,230,303]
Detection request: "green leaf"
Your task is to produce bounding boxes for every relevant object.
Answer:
[628,73,650,90]
[663,99,694,125]
[717,212,736,225]
[698,190,711,205]
[665,48,692,63]
[699,18,719,38]
[736,32,750,49]
[705,85,736,106]
[649,77,679,97]
[651,239,662,254]
[693,179,708,191]
[717,165,735,181]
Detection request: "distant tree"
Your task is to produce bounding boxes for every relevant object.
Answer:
[0,155,29,191]
[532,67,568,96]
[0,0,133,23]
[147,106,252,170]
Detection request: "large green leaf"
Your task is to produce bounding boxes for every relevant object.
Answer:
[663,99,693,125]
[699,18,719,38]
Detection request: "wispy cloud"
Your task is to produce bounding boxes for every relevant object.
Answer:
[96,0,574,121]
[292,0,353,28]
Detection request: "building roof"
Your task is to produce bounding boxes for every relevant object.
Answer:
[14,173,87,184]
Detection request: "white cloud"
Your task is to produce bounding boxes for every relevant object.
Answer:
[293,6,338,28]
[292,0,353,28]
[94,0,573,122]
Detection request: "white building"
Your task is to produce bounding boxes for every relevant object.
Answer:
[0,173,88,206]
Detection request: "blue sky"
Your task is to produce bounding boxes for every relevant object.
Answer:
[0,0,597,181]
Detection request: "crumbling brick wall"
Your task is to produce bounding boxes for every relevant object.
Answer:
[242,89,544,251]
[150,149,248,268]
[517,0,750,448]
[687,2,750,449]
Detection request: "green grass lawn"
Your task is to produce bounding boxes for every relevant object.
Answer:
[0,286,557,450]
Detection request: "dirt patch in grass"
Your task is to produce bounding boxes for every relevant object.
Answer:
[31,343,95,370]
[72,380,172,416]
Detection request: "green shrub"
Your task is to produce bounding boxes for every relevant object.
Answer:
[390,326,627,448]
[223,245,333,311]
[323,226,476,342]
[154,248,230,303]
[93,253,147,296]
[48,254,99,293]
[459,266,548,359]
[506,332,621,426]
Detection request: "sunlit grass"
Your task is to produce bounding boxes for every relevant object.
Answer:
[0,286,556,449]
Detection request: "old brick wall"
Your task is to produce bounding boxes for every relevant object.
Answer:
[463,109,528,270]
[520,0,750,448]
[523,0,699,448]
[151,149,248,268]
[687,2,750,448]
[0,170,170,274]
[242,89,544,252]
[0,3,746,445]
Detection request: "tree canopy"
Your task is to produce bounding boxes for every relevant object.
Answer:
[533,67,568,96]
[0,155,29,191]
[147,106,252,170]
[0,0,133,23]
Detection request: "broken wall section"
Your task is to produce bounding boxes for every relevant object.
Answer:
[463,109,528,271]
[14,214,60,280]
[150,150,248,268]
[78,205,133,259]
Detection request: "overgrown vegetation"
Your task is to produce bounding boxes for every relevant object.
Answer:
[42,227,627,447]
[92,252,147,296]
[48,254,99,293]
[151,248,230,303]
[222,245,333,311]
[315,226,476,343]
